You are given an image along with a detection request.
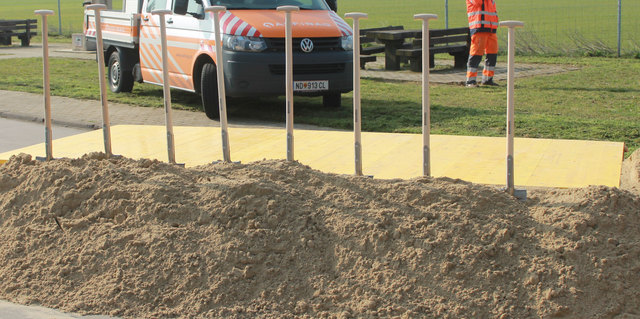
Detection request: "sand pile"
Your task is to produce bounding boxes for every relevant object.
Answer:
[621,148,640,195]
[1,152,639,318]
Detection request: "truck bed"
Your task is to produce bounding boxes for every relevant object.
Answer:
[85,10,140,48]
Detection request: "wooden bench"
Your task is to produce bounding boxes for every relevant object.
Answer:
[395,27,470,71]
[0,19,37,47]
[359,26,403,69]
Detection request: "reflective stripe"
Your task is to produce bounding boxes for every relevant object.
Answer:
[468,11,498,17]
[469,21,499,27]
[468,68,478,73]
[219,11,261,37]
[329,10,353,36]
[485,66,495,71]
[224,16,240,34]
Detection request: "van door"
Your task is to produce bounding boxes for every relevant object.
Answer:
[164,0,209,91]
[139,0,170,85]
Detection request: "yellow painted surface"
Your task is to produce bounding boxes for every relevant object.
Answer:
[0,125,624,188]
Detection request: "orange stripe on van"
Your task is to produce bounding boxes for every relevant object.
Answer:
[101,23,137,37]
[230,10,344,38]
[139,43,162,75]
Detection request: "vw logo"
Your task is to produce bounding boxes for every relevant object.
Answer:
[300,38,314,53]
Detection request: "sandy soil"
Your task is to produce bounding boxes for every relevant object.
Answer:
[621,148,640,195]
[1,150,639,318]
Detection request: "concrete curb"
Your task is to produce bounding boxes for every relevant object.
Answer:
[0,111,101,130]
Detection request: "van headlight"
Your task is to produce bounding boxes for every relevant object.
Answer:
[223,35,267,52]
[341,35,353,51]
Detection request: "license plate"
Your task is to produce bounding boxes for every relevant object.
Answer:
[294,80,329,92]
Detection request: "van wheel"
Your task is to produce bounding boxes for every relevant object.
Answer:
[322,93,341,108]
[108,51,134,93]
[200,63,220,120]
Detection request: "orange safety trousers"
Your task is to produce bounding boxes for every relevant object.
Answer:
[466,32,498,82]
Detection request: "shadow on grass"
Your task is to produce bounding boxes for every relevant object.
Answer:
[222,95,504,133]
[538,86,640,93]
[130,88,202,107]
[121,87,504,134]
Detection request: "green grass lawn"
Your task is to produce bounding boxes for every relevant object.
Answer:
[0,0,122,36]
[339,0,640,55]
[0,56,638,157]
[1,0,638,54]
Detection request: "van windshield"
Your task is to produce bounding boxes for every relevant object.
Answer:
[209,0,330,10]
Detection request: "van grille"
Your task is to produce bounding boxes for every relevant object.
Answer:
[269,63,346,75]
[265,37,342,52]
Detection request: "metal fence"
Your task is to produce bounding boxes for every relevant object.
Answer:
[496,0,640,56]
[23,0,640,56]
[342,0,640,56]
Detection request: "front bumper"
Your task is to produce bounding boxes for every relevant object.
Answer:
[222,50,353,97]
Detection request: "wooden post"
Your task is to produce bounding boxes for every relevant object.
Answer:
[277,6,299,162]
[345,12,368,176]
[34,10,55,161]
[205,6,231,163]
[414,13,438,177]
[87,4,114,158]
[500,20,525,199]
[152,9,178,164]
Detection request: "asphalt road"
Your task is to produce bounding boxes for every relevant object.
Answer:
[0,117,90,153]
[0,120,117,317]
[0,42,120,319]
[0,300,119,319]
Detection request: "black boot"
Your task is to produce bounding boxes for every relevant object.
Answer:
[482,78,499,86]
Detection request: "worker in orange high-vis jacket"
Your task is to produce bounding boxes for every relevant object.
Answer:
[466,0,499,87]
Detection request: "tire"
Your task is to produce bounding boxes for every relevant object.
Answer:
[108,51,134,93]
[322,93,341,108]
[200,63,220,120]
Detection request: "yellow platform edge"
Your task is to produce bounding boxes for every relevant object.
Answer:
[0,125,624,189]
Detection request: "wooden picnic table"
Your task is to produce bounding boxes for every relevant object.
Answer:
[365,27,471,71]
[365,29,421,70]
[0,19,37,46]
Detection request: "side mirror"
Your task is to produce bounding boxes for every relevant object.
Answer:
[326,0,337,12]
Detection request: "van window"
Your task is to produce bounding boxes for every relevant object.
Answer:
[146,0,167,12]
[187,0,205,18]
[210,0,329,10]
[173,0,204,18]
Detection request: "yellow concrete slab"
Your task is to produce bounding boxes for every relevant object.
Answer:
[0,125,624,188]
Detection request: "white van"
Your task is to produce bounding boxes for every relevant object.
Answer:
[84,0,353,119]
